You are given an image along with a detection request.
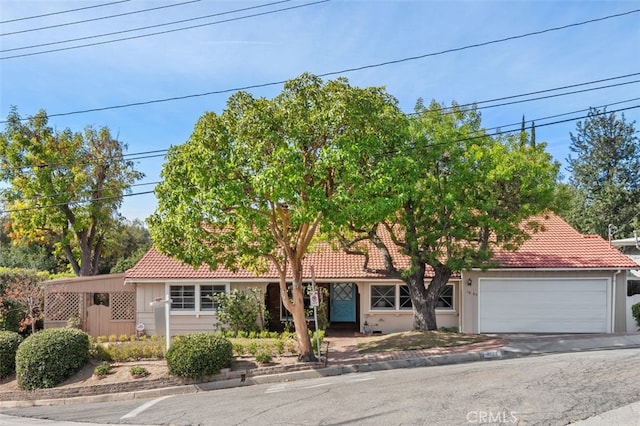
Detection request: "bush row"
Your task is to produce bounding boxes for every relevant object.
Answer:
[1,329,324,388]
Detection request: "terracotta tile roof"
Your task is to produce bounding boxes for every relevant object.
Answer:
[492,213,638,269]
[125,214,637,280]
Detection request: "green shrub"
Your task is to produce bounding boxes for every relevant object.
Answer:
[93,361,111,377]
[0,330,22,378]
[632,302,640,329]
[246,341,259,356]
[16,328,90,390]
[129,366,150,378]
[232,342,245,356]
[213,288,268,333]
[255,349,273,364]
[96,341,165,362]
[166,333,232,379]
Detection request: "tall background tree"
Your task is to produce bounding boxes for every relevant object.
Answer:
[148,73,405,361]
[565,107,640,238]
[337,101,559,330]
[0,108,144,276]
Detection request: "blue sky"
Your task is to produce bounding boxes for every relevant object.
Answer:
[1,0,639,222]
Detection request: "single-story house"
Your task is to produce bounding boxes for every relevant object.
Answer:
[610,234,640,331]
[123,213,637,336]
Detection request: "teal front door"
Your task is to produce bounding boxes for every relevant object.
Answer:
[330,283,356,322]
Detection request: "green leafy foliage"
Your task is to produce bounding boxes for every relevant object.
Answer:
[165,333,232,379]
[213,288,268,333]
[0,108,144,276]
[632,302,640,329]
[129,366,150,378]
[0,267,49,333]
[15,328,90,390]
[91,340,165,362]
[336,100,559,330]
[93,361,112,377]
[148,73,405,361]
[0,330,22,378]
[565,107,640,238]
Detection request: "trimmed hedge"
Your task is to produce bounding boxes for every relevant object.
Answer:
[166,333,232,379]
[0,330,23,378]
[16,328,90,390]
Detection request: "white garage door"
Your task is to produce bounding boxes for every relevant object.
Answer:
[478,278,610,333]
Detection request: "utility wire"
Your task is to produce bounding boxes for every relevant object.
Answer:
[3,6,636,116]
[1,78,638,175]
[2,104,639,215]
[2,69,638,127]
[0,0,322,58]
[436,72,640,114]
[0,0,202,37]
[0,0,129,24]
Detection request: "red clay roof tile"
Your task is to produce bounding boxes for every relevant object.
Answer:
[125,214,637,280]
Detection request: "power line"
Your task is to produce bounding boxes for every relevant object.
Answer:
[3,6,636,116]
[437,72,640,114]
[3,104,638,215]
[0,0,323,58]
[1,74,638,176]
[0,1,130,24]
[0,0,202,37]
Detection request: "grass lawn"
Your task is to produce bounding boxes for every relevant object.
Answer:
[356,330,492,353]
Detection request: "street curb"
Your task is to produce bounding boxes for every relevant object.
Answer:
[0,348,513,409]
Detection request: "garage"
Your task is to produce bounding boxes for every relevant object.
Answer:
[478,278,610,333]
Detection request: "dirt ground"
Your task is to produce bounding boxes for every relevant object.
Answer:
[0,355,302,393]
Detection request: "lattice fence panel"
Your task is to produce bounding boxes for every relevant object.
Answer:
[111,292,135,320]
[46,292,80,321]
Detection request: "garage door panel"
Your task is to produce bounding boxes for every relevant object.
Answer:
[479,278,609,333]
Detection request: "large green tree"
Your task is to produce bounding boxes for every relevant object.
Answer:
[148,73,405,361]
[338,101,559,330]
[0,108,144,276]
[565,107,640,238]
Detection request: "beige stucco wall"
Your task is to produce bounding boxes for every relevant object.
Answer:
[356,280,461,334]
[133,280,267,337]
[460,270,628,334]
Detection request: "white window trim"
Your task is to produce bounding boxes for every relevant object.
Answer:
[280,282,314,322]
[166,282,229,315]
[369,283,456,312]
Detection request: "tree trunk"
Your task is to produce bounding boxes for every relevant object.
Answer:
[278,274,317,362]
[406,263,452,331]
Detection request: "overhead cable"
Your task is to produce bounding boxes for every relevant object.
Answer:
[2,104,638,215]
[0,0,325,59]
[0,1,130,24]
[0,0,202,37]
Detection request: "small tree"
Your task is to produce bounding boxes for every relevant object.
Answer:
[213,288,268,333]
[0,267,48,334]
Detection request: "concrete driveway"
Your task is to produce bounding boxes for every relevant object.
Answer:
[495,332,640,356]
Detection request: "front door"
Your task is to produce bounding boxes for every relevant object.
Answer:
[330,283,356,322]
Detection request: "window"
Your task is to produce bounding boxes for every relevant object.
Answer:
[280,283,313,321]
[371,285,396,310]
[169,284,228,313]
[370,284,454,311]
[171,285,195,310]
[399,285,412,310]
[200,285,227,311]
[437,285,454,310]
